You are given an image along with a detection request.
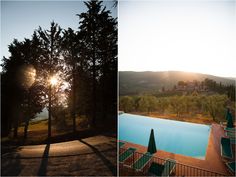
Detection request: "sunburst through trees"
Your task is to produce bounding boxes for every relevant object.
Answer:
[1,0,117,139]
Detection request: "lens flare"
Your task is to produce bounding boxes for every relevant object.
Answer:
[17,65,36,89]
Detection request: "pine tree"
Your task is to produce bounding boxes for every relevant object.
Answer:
[61,28,80,133]
[78,0,117,127]
[37,21,63,138]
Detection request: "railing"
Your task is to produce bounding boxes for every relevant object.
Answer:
[119,147,227,176]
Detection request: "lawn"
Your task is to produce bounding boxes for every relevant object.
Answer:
[2,115,116,146]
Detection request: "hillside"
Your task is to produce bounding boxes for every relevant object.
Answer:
[119,71,235,95]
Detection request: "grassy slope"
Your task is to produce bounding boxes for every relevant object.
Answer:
[2,116,116,146]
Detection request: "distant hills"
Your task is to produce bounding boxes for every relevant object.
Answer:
[119,71,235,95]
[31,108,48,122]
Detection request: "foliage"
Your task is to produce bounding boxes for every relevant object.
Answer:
[1,38,45,137]
[1,0,117,138]
[119,94,231,122]
[156,97,169,114]
[78,0,117,126]
[204,94,228,121]
[169,96,185,117]
[119,96,134,112]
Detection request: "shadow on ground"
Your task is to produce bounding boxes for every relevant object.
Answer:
[1,135,117,176]
[78,139,117,176]
[37,143,50,176]
[1,147,22,176]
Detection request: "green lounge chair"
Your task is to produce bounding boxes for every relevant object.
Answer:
[226,161,235,174]
[148,159,176,176]
[132,152,152,171]
[148,162,164,176]
[119,147,136,162]
[119,142,125,148]
[226,131,235,138]
[221,137,233,159]
[220,121,227,127]
[230,138,236,145]
[161,159,176,176]
[224,127,236,132]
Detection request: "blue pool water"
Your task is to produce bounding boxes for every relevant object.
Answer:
[119,113,211,159]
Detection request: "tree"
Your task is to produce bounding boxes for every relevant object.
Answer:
[146,96,157,113]
[169,96,185,117]
[78,0,117,127]
[156,97,169,114]
[97,5,117,122]
[1,39,24,137]
[178,81,186,86]
[119,96,134,112]
[227,85,235,102]
[78,1,101,127]
[133,96,141,112]
[61,28,80,133]
[37,21,63,138]
[137,96,149,113]
[183,96,195,114]
[205,94,227,121]
[112,0,118,8]
[1,37,44,138]
[23,84,44,139]
[17,37,45,139]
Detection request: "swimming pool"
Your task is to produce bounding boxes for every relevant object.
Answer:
[119,113,211,159]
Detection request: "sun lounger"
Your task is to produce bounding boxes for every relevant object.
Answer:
[221,137,233,159]
[225,131,236,145]
[132,152,152,171]
[224,127,236,132]
[161,159,176,176]
[226,161,235,174]
[119,147,136,162]
[220,122,227,128]
[230,138,236,145]
[119,141,125,148]
[148,162,164,176]
[226,131,235,137]
[148,159,176,176]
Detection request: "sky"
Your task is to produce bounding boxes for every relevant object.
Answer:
[119,0,236,78]
[1,0,117,69]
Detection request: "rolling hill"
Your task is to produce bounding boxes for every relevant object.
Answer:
[119,71,235,95]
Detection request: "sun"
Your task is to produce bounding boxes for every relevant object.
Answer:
[49,75,58,86]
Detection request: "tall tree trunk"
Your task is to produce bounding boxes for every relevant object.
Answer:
[24,120,29,139]
[92,27,96,128]
[48,35,53,139]
[48,85,52,139]
[92,57,96,127]
[24,91,30,139]
[102,65,108,122]
[13,123,18,138]
[13,107,19,138]
[72,61,76,133]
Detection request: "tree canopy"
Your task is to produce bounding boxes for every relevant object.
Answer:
[1,0,117,138]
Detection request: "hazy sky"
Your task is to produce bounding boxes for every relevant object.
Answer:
[119,0,236,77]
[1,0,117,67]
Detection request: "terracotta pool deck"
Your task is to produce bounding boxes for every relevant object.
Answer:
[119,123,235,176]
